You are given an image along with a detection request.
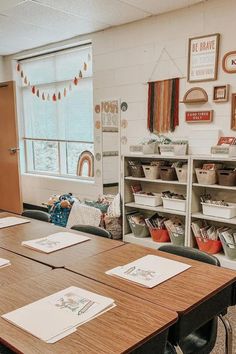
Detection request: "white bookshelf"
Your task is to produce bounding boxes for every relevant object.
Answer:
[122,154,190,250]
[122,154,236,270]
[189,156,236,269]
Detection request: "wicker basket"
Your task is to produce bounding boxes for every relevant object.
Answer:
[128,160,145,178]
[217,170,236,186]
[160,167,177,181]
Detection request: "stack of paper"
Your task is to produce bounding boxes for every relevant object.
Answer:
[0,257,11,269]
[2,286,115,343]
[0,217,30,229]
[106,255,191,288]
[21,232,91,253]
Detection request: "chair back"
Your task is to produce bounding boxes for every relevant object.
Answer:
[158,245,220,266]
[22,210,51,223]
[71,224,112,238]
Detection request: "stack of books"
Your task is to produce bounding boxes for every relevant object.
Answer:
[0,217,30,229]
[2,286,115,343]
[22,232,91,253]
[0,258,11,269]
[106,255,191,288]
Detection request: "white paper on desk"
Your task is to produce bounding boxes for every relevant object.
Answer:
[106,255,191,288]
[21,232,90,253]
[0,217,30,229]
[2,286,115,343]
[0,257,11,268]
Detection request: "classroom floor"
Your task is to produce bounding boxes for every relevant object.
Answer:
[211,305,235,354]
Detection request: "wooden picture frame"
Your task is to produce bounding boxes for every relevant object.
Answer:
[213,85,229,103]
[181,87,208,103]
[222,51,236,73]
[187,33,220,83]
[231,93,236,130]
[185,110,213,123]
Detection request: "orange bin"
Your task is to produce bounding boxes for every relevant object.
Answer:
[195,237,222,254]
[150,228,170,242]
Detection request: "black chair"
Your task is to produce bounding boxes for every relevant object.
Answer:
[22,210,51,222]
[159,245,233,354]
[71,224,112,238]
[0,343,15,353]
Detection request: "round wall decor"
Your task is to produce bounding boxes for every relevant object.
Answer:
[95,153,101,161]
[121,119,128,128]
[95,104,101,113]
[95,121,101,129]
[121,136,128,145]
[121,102,128,111]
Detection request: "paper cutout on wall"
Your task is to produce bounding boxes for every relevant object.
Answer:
[77,151,94,177]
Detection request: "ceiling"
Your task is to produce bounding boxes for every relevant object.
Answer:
[0,0,205,55]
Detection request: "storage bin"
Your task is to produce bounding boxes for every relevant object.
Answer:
[217,169,236,186]
[162,197,186,212]
[159,144,187,156]
[142,165,160,179]
[195,237,222,254]
[142,141,158,154]
[169,232,185,246]
[160,167,177,181]
[219,235,236,260]
[201,202,236,219]
[149,228,170,242]
[175,167,188,183]
[134,193,162,207]
[195,168,217,185]
[128,161,145,178]
[127,216,150,238]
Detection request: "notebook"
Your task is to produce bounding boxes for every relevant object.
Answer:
[21,232,91,253]
[0,257,11,268]
[0,217,30,229]
[106,254,191,288]
[2,286,115,343]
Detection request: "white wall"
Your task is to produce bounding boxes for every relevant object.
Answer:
[6,0,236,205]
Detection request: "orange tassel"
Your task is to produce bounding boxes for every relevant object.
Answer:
[74,77,78,85]
[32,86,36,94]
[36,89,40,97]
[42,92,45,100]
[24,76,28,85]
[21,70,24,78]
[17,63,21,72]
[79,70,83,78]
[83,62,87,71]
[58,92,61,100]
[52,93,57,101]
[64,88,67,97]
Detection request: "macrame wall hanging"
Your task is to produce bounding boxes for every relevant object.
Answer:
[16,53,91,102]
[146,48,183,134]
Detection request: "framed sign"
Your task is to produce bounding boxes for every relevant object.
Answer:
[231,94,236,130]
[222,51,236,73]
[213,85,229,102]
[185,110,213,123]
[187,33,220,82]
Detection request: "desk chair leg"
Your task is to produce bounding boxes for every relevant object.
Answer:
[219,314,233,354]
[174,345,184,354]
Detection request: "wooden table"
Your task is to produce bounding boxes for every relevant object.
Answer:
[66,243,236,342]
[0,212,124,268]
[0,269,177,354]
[0,248,50,287]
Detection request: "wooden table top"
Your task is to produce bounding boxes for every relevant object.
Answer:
[0,269,177,354]
[0,212,124,268]
[0,248,50,287]
[66,243,236,314]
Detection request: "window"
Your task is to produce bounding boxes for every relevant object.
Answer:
[19,44,94,178]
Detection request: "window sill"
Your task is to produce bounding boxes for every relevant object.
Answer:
[21,172,95,184]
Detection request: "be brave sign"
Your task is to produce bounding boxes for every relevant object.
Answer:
[188,33,220,82]
[222,51,236,73]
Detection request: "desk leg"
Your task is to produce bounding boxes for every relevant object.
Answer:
[219,315,233,354]
[174,345,184,354]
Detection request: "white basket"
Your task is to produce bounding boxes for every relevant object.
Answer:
[162,197,186,211]
[142,165,160,179]
[195,168,217,185]
[160,144,187,156]
[201,202,236,219]
[175,167,188,183]
[133,193,162,207]
[142,142,159,155]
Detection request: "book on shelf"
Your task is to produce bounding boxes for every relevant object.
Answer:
[217,137,236,146]
[0,257,11,268]
[106,255,191,288]
[0,217,30,229]
[21,232,90,253]
[2,286,115,343]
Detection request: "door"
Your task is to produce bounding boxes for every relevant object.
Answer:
[0,81,22,214]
